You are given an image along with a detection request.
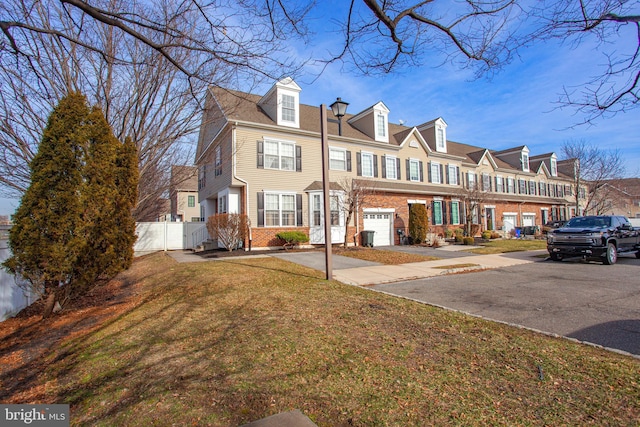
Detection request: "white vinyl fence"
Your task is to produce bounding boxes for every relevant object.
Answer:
[0,239,38,322]
[134,222,208,253]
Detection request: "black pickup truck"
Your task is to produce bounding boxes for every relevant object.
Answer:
[547,215,640,265]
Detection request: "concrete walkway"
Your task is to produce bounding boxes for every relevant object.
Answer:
[332,249,545,286]
[166,246,546,286]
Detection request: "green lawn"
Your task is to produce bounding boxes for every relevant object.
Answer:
[18,253,640,426]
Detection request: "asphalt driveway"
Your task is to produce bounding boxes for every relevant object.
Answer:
[372,254,640,356]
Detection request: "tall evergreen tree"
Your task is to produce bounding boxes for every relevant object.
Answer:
[4,93,139,317]
[4,93,88,315]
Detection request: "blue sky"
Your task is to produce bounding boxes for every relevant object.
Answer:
[1,3,638,217]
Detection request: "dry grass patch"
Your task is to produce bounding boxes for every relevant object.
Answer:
[467,239,547,254]
[333,247,439,264]
[432,263,480,270]
[1,252,638,426]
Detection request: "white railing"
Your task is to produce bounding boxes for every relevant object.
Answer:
[191,224,210,249]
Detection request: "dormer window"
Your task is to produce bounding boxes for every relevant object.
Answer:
[550,158,557,176]
[377,113,386,138]
[522,152,530,172]
[281,94,296,122]
[257,77,301,128]
[436,127,445,152]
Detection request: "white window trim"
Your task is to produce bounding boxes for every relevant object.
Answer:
[264,138,296,171]
[385,155,397,180]
[448,165,458,185]
[550,158,557,176]
[277,91,300,128]
[522,153,530,172]
[361,151,374,177]
[431,161,441,184]
[329,147,347,171]
[451,200,460,225]
[409,158,420,182]
[433,200,444,226]
[264,191,297,227]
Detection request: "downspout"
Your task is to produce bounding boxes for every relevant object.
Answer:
[232,123,252,251]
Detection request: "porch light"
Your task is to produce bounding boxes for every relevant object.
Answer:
[330,97,349,136]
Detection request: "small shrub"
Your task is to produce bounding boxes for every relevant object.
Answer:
[276,231,309,250]
[444,229,453,239]
[463,237,475,245]
[207,214,249,251]
[455,228,464,236]
[481,230,492,240]
[490,232,501,239]
[455,234,464,243]
[409,204,428,244]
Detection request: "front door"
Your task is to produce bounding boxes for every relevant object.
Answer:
[309,192,345,244]
[485,207,495,231]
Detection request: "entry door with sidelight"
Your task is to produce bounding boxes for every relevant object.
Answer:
[309,192,345,244]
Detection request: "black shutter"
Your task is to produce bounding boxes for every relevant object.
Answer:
[381,155,387,179]
[356,152,362,176]
[257,141,264,168]
[257,192,264,226]
[406,159,411,181]
[296,145,302,172]
[296,194,303,226]
[465,172,469,188]
[396,158,401,180]
[446,165,450,184]
[346,151,352,172]
[373,155,378,177]
[419,161,424,182]
[442,201,448,225]
[427,162,432,182]
[440,164,444,184]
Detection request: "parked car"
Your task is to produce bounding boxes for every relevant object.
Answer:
[547,215,640,265]
[542,220,567,234]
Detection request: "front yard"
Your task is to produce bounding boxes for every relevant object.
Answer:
[0,251,637,426]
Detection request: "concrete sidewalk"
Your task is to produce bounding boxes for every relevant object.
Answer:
[332,250,546,286]
[165,247,547,286]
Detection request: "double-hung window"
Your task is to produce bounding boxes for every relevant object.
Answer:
[409,159,420,182]
[188,195,195,208]
[482,173,491,191]
[281,94,296,123]
[496,176,504,192]
[433,200,443,225]
[436,128,445,151]
[265,193,296,226]
[451,201,460,225]
[361,152,374,177]
[507,177,515,193]
[468,172,475,189]
[431,162,441,184]
[377,114,386,138]
[264,139,295,171]
[385,155,397,180]
[448,165,458,185]
[329,148,347,171]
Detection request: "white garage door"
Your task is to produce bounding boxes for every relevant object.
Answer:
[523,215,535,227]
[363,213,392,246]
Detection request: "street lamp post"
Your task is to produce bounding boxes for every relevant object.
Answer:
[321,98,349,280]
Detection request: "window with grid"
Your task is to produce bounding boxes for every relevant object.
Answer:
[265,140,295,171]
[265,193,296,226]
[409,159,420,181]
[433,201,443,225]
[431,162,441,184]
[215,146,222,176]
[451,201,460,225]
[188,195,195,208]
[377,114,386,137]
[482,173,491,191]
[448,165,458,185]
[496,176,504,192]
[361,152,374,177]
[436,128,445,151]
[330,148,347,170]
[282,94,295,122]
[386,156,397,179]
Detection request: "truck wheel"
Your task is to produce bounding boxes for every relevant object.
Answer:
[603,243,617,265]
[550,253,562,261]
